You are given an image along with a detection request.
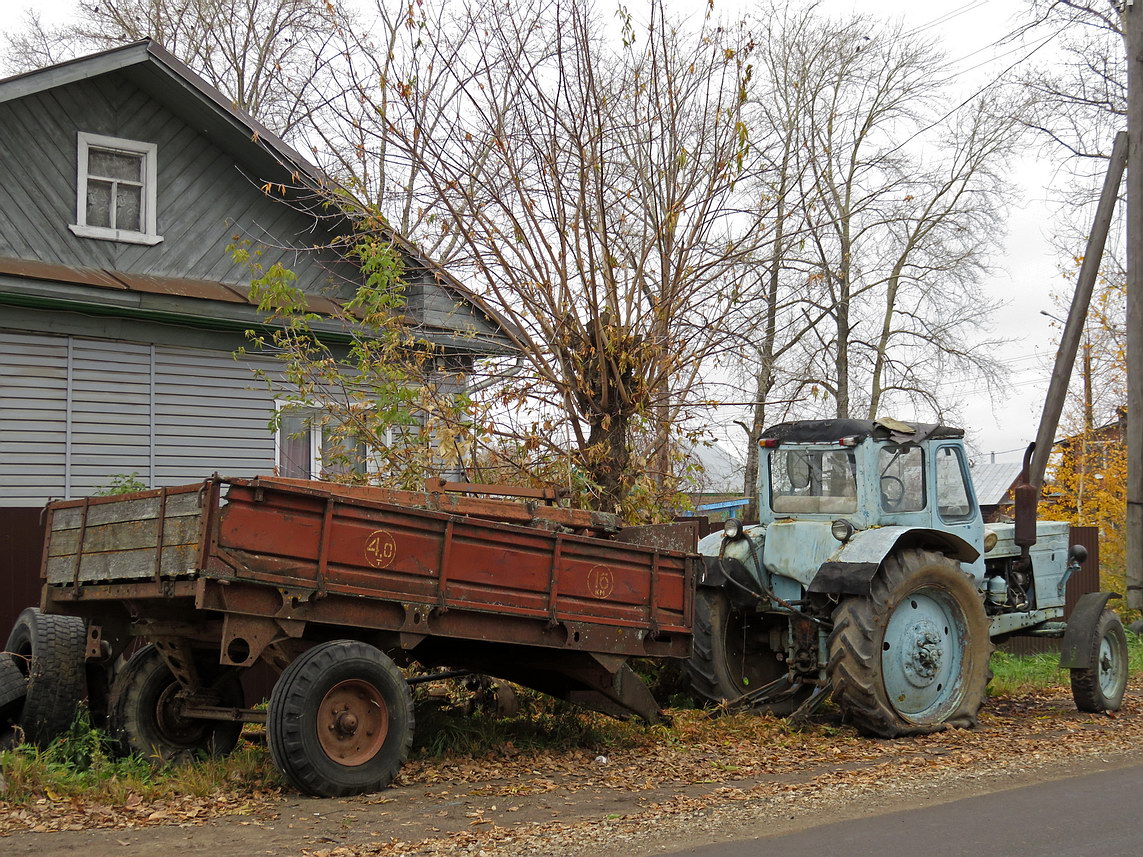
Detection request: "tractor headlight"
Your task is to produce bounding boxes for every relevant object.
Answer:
[831,519,854,542]
[723,518,744,540]
[983,531,998,553]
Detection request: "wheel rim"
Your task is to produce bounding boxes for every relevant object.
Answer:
[721,607,784,691]
[882,586,966,722]
[1097,634,1124,699]
[154,683,210,748]
[317,679,389,767]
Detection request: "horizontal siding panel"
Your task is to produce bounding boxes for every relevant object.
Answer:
[0,330,67,502]
[154,344,276,483]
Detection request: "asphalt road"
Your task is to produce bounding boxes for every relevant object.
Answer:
[665,760,1143,857]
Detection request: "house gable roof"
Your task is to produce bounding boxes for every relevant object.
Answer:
[0,40,519,352]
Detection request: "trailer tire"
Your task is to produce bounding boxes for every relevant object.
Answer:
[0,656,27,722]
[4,608,88,746]
[269,641,413,797]
[109,644,244,762]
[1070,609,1128,712]
[686,588,809,715]
[828,548,991,737]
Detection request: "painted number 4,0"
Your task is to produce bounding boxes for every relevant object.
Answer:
[364,529,397,569]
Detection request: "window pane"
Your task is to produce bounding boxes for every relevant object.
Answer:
[89,148,142,182]
[321,426,366,477]
[936,446,973,522]
[878,444,925,512]
[116,184,142,232]
[770,448,856,514]
[279,413,311,479]
[86,180,112,228]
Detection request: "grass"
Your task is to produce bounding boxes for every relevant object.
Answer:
[0,707,280,804]
[988,625,1143,697]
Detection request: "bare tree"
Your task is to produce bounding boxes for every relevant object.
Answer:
[3,0,345,136]
[354,0,760,515]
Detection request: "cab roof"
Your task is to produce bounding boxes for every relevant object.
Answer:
[761,419,964,444]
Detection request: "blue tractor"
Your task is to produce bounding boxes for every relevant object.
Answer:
[687,418,1129,737]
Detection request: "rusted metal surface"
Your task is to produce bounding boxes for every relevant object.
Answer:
[109,270,247,302]
[614,520,700,554]
[425,477,566,504]
[256,476,620,535]
[40,478,694,676]
[0,254,126,290]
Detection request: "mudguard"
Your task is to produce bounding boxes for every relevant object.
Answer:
[1058,591,1119,669]
[807,526,980,597]
[696,556,764,609]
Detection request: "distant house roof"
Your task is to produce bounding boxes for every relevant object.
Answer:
[0,39,520,354]
[688,442,746,496]
[970,461,1023,506]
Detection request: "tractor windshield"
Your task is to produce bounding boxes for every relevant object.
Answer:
[770,447,857,514]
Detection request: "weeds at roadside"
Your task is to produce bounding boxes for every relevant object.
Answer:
[0,705,280,804]
[988,626,1143,698]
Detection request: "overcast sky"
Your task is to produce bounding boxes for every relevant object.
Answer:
[1,0,1097,465]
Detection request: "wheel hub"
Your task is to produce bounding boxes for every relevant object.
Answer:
[154,683,210,746]
[317,679,389,767]
[882,590,965,720]
[903,622,944,685]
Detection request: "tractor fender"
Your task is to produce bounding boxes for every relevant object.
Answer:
[1058,591,1119,669]
[807,526,980,597]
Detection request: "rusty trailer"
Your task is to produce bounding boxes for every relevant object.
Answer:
[27,476,696,796]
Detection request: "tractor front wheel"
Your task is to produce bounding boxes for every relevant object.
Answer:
[828,548,991,737]
[1070,609,1128,712]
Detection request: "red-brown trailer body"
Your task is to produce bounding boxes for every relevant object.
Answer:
[40,476,696,722]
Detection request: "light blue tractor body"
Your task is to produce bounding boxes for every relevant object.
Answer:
[687,418,1127,736]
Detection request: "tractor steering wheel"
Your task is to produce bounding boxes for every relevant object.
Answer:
[880,475,905,511]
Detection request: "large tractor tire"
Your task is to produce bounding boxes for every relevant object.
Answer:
[4,607,88,746]
[268,640,413,797]
[1070,609,1128,712]
[686,588,810,715]
[109,644,244,762]
[828,548,991,737]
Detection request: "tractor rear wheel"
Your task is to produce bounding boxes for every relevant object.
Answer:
[828,548,990,737]
[686,588,810,714]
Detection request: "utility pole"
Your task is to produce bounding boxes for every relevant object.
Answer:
[1125,1,1143,611]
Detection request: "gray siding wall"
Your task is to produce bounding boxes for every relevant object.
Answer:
[0,71,354,294]
[0,329,279,506]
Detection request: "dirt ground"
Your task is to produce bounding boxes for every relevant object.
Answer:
[3,685,1143,857]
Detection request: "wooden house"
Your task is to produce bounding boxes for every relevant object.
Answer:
[0,41,515,629]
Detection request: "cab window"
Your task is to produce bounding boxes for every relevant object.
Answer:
[770,448,857,514]
[877,443,925,512]
[935,445,975,522]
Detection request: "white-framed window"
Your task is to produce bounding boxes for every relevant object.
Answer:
[69,132,163,246]
[275,403,386,480]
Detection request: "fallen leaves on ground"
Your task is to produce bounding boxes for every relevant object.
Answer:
[2,685,1141,853]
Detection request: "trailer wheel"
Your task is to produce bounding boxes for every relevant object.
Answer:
[0,656,27,722]
[268,640,413,797]
[1070,609,1128,712]
[686,588,810,715]
[828,548,991,737]
[109,644,244,761]
[4,608,88,746]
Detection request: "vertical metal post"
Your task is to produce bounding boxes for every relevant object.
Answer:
[1126,3,1143,610]
[1028,132,1127,491]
